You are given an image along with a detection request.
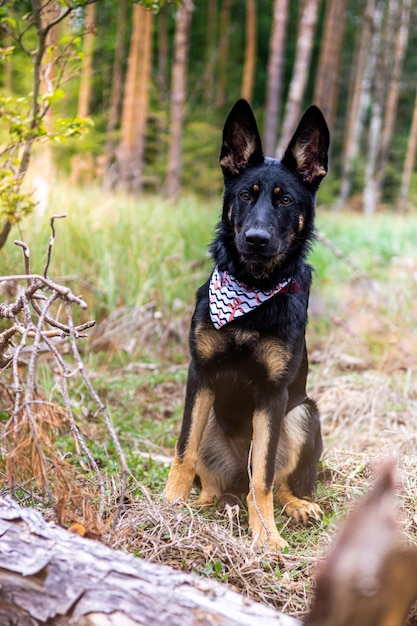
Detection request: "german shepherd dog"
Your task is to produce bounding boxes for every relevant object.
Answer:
[164,100,329,550]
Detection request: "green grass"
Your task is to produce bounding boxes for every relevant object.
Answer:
[4,183,417,324]
[2,185,417,615]
[2,184,417,495]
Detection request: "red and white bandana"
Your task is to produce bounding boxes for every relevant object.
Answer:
[209,266,295,329]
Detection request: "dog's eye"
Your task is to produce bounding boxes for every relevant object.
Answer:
[240,190,251,201]
[280,195,292,205]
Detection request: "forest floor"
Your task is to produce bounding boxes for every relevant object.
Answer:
[1,203,417,621]
[100,248,417,619]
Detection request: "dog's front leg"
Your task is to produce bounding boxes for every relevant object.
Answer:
[164,366,214,503]
[247,405,288,551]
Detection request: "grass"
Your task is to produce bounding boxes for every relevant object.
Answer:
[1,183,417,619]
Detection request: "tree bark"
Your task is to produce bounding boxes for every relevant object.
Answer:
[275,0,320,157]
[203,0,218,105]
[77,2,96,119]
[313,0,348,134]
[335,0,379,210]
[241,0,257,102]
[165,0,193,199]
[363,0,386,215]
[0,497,299,626]
[105,0,128,167]
[216,0,232,108]
[157,5,169,105]
[263,0,288,157]
[118,4,153,193]
[397,87,417,213]
[375,0,411,202]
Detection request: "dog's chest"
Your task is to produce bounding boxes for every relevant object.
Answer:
[193,320,292,382]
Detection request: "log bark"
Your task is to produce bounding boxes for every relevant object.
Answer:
[0,497,299,626]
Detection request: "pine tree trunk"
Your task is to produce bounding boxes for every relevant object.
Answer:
[363,0,386,216]
[241,0,257,102]
[165,0,193,199]
[375,0,411,202]
[313,0,348,134]
[77,2,96,119]
[157,6,169,105]
[216,0,232,108]
[263,0,288,157]
[117,4,153,194]
[275,0,319,157]
[203,0,218,105]
[398,88,417,213]
[335,0,379,210]
[105,0,128,168]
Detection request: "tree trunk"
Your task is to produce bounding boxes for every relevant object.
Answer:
[275,0,319,157]
[263,0,288,157]
[117,4,153,194]
[397,88,417,213]
[216,0,232,108]
[334,0,382,211]
[157,5,169,105]
[105,0,128,168]
[203,0,218,105]
[363,0,386,215]
[77,2,96,119]
[375,0,411,202]
[165,0,193,199]
[0,497,299,626]
[241,0,257,102]
[313,0,348,134]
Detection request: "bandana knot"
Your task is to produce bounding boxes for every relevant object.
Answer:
[209,266,298,329]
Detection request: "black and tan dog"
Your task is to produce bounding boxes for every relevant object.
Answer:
[164,99,329,550]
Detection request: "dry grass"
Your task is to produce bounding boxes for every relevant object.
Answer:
[1,224,416,621]
[104,260,417,620]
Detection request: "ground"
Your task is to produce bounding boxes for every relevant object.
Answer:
[1,218,417,621]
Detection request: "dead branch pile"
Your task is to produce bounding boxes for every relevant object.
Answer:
[0,215,127,531]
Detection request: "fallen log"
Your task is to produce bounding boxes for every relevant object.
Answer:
[0,496,298,626]
[2,463,417,626]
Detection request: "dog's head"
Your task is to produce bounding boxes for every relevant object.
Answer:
[217,99,329,282]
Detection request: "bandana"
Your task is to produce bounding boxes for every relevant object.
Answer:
[209,265,298,329]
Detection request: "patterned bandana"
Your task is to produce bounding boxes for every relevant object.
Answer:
[209,265,297,329]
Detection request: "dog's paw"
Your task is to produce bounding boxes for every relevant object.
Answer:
[190,493,216,508]
[253,530,289,552]
[163,485,188,504]
[283,498,322,525]
[250,524,289,552]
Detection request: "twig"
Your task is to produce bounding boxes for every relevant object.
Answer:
[44,214,67,278]
[0,217,124,532]
[65,303,129,529]
[316,230,370,279]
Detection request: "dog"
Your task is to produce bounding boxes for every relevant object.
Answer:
[164,99,329,550]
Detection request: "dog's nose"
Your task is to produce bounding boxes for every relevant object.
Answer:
[245,228,271,250]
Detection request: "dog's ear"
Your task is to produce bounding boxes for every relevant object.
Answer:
[281,106,329,186]
[219,99,264,176]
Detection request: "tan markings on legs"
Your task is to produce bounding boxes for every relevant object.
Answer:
[277,480,322,524]
[164,388,214,503]
[274,404,322,524]
[192,459,222,506]
[247,410,288,551]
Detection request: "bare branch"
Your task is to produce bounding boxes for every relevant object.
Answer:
[0,216,127,532]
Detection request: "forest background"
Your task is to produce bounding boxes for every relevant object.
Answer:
[1,1,417,622]
[2,0,417,217]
